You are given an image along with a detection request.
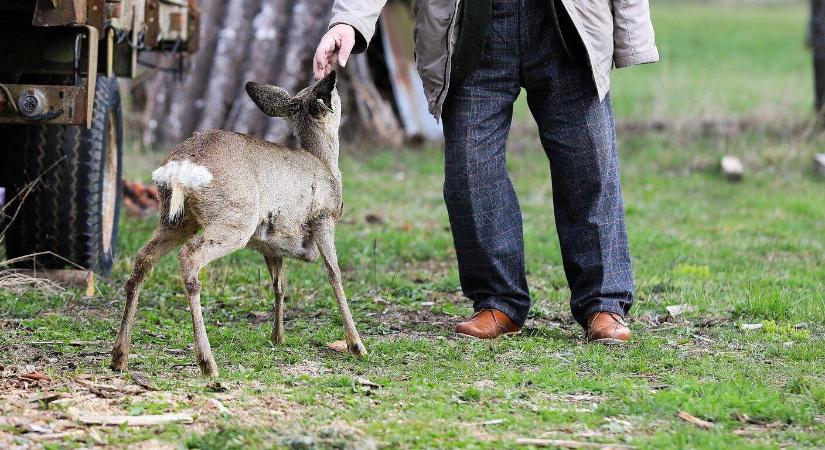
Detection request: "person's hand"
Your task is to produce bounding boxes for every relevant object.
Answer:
[313,24,356,80]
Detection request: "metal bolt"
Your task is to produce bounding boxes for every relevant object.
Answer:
[17,89,47,118]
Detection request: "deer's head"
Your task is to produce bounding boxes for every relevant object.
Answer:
[245,71,340,146]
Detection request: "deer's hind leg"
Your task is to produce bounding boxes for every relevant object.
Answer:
[179,227,251,377]
[111,224,194,371]
[313,217,367,357]
[264,255,287,344]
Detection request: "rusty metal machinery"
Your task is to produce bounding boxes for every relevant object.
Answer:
[0,0,200,275]
[0,0,199,127]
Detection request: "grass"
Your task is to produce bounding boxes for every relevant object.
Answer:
[2,1,825,448]
[2,130,823,448]
[516,0,812,124]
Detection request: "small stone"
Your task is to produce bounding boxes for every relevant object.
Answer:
[721,156,744,181]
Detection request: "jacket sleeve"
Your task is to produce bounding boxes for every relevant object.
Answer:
[329,0,388,54]
[612,0,659,68]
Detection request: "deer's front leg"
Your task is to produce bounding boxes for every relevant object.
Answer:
[312,218,367,357]
[265,255,287,344]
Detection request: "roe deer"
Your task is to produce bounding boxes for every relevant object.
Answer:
[110,72,366,377]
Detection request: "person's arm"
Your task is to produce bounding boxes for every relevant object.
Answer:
[612,0,659,68]
[314,0,387,80]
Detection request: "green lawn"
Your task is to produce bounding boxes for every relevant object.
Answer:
[516,1,812,124]
[2,1,825,449]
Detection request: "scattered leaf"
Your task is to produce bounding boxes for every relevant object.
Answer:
[665,304,695,317]
[327,340,349,354]
[20,371,50,382]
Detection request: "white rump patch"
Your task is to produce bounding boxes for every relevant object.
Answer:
[152,159,213,189]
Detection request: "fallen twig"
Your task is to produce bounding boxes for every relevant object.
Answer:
[78,412,193,426]
[74,378,144,396]
[676,411,714,429]
[29,340,106,346]
[26,429,88,442]
[130,371,157,391]
[515,438,634,449]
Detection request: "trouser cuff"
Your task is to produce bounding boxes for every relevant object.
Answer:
[576,299,629,330]
[473,298,529,328]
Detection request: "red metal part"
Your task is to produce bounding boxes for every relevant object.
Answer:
[144,0,160,48]
[31,0,105,29]
[86,0,105,30]
[33,0,86,26]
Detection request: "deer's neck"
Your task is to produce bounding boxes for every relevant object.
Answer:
[297,132,342,192]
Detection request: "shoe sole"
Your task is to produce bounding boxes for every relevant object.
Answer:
[456,330,521,340]
[588,337,628,345]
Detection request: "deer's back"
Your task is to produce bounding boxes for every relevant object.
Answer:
[163,129,340,231]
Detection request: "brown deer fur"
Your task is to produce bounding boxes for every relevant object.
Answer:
[111,72,366,377]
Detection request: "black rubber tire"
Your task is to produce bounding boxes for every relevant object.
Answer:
[2,76,123,274]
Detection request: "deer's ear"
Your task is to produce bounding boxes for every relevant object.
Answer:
[245,82,298,117]
[311,71,337,111]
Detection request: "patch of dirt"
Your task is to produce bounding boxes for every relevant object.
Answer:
[279,360,329,378]
[0,366,307,448]
[376,307,461,336]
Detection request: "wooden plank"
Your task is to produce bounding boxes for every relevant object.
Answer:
[19,269,95,296]
[78,412,194,426]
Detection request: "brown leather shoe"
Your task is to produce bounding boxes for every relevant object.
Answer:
[586,312,631,344]
[455,309,521,339]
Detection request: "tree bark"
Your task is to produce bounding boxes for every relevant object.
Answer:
[812,0,825,112]
[157,0,228,146]
[133,0,402,148]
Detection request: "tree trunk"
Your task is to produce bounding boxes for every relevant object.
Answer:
[812,0,825,112]
[133,0,402,149]
[157,0,228,146]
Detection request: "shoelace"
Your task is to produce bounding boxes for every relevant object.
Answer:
[469,309,506,331]
[587,312,626,339]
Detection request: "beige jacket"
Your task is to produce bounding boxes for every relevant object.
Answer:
[330,0,659,117]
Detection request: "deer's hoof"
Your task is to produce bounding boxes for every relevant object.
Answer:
[348,341,367,358]
[197,357,220,377]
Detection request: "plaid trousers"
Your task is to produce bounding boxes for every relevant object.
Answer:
[441,0,634,328]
